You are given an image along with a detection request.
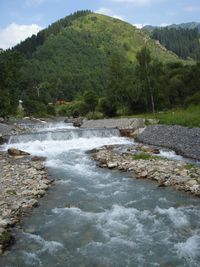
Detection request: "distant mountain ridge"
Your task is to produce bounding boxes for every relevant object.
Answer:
[143,22,200,33]
[143,22,200,61]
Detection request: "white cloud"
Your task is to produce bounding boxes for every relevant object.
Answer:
[96,8,124,20]
[184,6,200,12]
[111,0,155,6]
[133,23,144,28]
[0,23,43,49]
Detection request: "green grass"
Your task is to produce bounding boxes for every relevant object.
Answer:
[127,105,200,128]
[72,13,182,64]
[132,152,158,160]
[185,163,196,170]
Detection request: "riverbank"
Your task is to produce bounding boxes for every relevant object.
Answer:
[91,143,200,197]
[0,151,53,255]
[136,125,200,161]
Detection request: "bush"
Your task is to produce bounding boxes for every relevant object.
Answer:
[86,111,104,120]
[57,101,88,117]
[24,100,47,117]
[83,90,98,113]
[47,105,56,116]
[98,97,117,117]
[185,91,200,107]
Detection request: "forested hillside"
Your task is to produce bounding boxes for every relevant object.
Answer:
[0,11,200,118]
[151,28,200,61]
[143,22,200,61]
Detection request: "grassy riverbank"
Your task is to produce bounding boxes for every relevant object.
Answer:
[128,105,200,128]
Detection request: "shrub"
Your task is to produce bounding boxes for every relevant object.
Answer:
[86,111,104,120]
[185,91,200,107]
[24,100,47,117]
[98,97,117,117]
[57,101,88,117]
[47,105,56,116]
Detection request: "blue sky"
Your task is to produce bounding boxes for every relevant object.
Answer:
[0,0,200,49]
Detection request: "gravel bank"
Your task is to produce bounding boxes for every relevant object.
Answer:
[136,125,200,161]
[0,151,53,254]
[91,144,200,198]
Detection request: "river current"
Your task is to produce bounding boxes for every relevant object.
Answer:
[0,122,200,267]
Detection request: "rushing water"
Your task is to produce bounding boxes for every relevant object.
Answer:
[1,123,200,267]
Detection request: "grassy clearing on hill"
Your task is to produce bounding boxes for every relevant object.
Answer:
[129,105,200,128]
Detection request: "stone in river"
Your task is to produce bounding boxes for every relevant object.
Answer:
[7,148,30,156]
[31,156,46,161]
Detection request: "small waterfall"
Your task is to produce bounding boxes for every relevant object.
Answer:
[17,122,74,132]
[8,128,120,144]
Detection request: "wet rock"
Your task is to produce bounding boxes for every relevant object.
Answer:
[0,117,5,123]
[137,171,148,179]
[107,162,118,169]
[0,229,14,254]
[91,144,200,197]
[7,148,30,156]
[31,156,46,161]
[186,179,198,187]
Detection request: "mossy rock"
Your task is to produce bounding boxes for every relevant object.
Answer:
[0,230,14,248]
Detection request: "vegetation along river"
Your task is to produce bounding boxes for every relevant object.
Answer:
[0,122,200,267]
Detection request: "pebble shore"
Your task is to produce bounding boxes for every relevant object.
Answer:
[136,125,200,161]
[0,151,53,254]
[91,144,200,198]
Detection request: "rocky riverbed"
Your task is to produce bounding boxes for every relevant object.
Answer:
[91,143,200,197]
[136,125,200,161]
[0,150,53,255]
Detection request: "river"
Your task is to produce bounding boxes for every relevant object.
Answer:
[0,122,200,267]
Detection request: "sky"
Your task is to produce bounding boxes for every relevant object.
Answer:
[0,0,200,49]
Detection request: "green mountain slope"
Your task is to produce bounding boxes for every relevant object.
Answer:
[13,11,181,100]
[151,27,200,61]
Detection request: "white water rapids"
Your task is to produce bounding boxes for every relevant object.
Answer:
[0,122,200,267]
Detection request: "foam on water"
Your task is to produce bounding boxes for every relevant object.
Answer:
[155,206,189,228]
[19,122,75,132]
[159,149,183,161]
[175,235,200,266]
[23,233,64,255]
[22,252,42,266]
[4,135,131,157]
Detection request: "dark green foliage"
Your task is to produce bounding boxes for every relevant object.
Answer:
[0,50,24,116]
[185,91,200,107]
[83,90,98,113]
[47,105,56,116]
[0,90,11,118]
[57,101,88,117]
[23,99,47,117]
[15,10,92,57]
[152,28,200,61]
[98,97,117,117]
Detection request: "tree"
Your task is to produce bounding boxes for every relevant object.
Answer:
[98,97,117,117]
[83,90,98,113]
[136,46,155,112]
[0,90,11,118]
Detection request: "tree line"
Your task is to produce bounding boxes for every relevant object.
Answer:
[152,28,200,61]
